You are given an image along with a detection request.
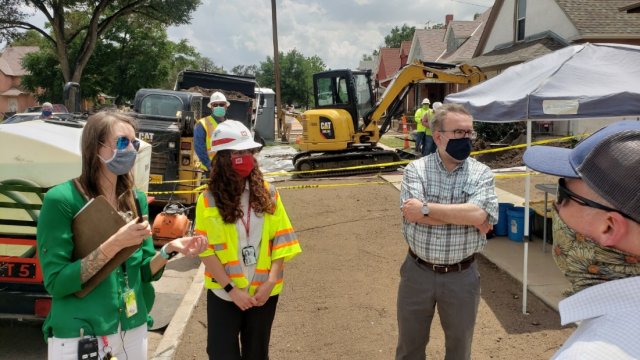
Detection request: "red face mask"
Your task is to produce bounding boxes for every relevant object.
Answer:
[231,153,255,178]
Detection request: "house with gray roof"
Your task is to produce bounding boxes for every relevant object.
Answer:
[471,0,640,135]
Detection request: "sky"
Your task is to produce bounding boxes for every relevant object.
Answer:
[9,0,494,71]
[169,0,495,70]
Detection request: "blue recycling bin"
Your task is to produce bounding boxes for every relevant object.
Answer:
[507,207,534,242]
[495,202,515,236]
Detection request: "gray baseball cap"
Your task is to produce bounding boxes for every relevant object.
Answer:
[523,120,640,223]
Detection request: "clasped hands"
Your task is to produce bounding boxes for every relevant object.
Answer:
[229,280,275,311]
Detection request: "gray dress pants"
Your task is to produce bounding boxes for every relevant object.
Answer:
[396,253,480,360]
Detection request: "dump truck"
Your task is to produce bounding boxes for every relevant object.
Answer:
[133,70,261,206]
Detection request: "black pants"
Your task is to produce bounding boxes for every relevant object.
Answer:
[207,290,279,360]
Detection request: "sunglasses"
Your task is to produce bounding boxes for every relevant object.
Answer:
[555,178,633,220]
[115,136,141,151]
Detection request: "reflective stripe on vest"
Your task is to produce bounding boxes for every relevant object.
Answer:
[199,183,299,295]
[199,116,218,170]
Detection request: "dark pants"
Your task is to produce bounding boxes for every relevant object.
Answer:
[414,131,425,152]
[207,290,279,360]
[396,253,480,360]
[422,135,436,156]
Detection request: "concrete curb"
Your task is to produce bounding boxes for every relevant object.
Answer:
[151,262,205,360]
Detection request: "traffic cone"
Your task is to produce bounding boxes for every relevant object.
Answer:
[402,115,409,149]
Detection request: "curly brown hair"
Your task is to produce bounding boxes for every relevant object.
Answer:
[208,151,274,223]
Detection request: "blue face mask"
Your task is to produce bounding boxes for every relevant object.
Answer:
[212,106,226,117]
[99,149,137,175]
[445,138,472,161]
[42,110,52,117]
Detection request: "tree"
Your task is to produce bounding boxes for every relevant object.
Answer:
[256,49,326,108]
[195,56,224,73]
[231,64,258,77]
[384,24,415,48]
[0,0,200,84]
[20,15,205,104]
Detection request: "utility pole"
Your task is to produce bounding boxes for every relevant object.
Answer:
[271,0,283,140]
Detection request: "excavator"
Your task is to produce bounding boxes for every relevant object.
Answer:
[292,60,486,177]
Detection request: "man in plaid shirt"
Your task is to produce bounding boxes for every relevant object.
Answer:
[397,103,498,360]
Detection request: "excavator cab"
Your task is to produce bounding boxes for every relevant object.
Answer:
[313,69,375,132]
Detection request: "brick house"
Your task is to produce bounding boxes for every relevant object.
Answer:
[0,46,39,118]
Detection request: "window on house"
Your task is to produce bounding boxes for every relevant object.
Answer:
[516,0,526,41]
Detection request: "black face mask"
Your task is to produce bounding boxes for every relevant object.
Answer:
[445,138,472,161]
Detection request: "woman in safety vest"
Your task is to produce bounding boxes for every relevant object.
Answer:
[195,120,302,359]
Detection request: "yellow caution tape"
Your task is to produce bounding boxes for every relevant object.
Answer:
[147,134,583,185]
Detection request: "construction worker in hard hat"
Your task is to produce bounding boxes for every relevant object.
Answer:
[194,120,301,359]
[414,98,435,156]
[194,91,230,174]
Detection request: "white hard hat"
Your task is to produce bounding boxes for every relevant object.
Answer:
[432,101,443,110]
[42,102,53,109]
[211,120,262,152]
[421,98,430,105]
[208,92,230,108]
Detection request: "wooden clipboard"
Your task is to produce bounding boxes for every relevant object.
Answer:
[72,194,139,298]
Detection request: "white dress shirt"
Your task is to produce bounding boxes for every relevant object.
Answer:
[552,276,640,359]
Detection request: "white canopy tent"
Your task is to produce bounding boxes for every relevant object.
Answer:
[445,42,640,313]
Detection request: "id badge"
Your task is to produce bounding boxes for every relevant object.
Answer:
[241,246,257,266]
[123,288,138,318]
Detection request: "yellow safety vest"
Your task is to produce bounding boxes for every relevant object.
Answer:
[194,182,302,295]
[198,116,219,170]
[414,108,433,135]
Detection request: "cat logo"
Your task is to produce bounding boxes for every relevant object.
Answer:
[139,132,154,143]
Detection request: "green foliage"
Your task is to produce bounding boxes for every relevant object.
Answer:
[475,122,524,143]
[20,15,179,104]
[7,30,46,47]
[20,50,65,103]
[256,49,326,108]
[0,0,201,84]
[384,24,415,48]
[231,65,258,76]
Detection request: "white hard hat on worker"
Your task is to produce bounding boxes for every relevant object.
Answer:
[210,120,262,152]
[208,92,231,108]
[421,98,430,105]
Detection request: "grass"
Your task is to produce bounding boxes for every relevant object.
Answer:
[379,133,413,150]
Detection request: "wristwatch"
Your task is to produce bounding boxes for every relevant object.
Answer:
[160,243,178,260]
[224,283,234,293]
[421,203,430,217]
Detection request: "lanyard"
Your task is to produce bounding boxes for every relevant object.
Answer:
[239,205,251,238]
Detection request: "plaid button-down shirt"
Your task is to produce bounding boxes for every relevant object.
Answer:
[400,152,498,264]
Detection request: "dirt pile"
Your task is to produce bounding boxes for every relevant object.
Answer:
[185,86,252,102]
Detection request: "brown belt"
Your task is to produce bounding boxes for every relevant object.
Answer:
[408,249,475,274]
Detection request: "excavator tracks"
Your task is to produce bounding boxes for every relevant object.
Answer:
[292,147,403,178]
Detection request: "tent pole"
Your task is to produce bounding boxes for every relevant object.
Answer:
[522,121,532,314]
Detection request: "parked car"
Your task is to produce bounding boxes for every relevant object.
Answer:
[25,104,69,113]
[1,112,75,124]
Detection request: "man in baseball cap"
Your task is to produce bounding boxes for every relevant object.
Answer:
[523,120,640,359]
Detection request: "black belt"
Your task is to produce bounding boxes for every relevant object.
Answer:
[408,249,475,273]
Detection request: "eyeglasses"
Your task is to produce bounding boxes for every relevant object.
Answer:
[211,103,226,108]
[555,178,633,220]
[115,136,141,151]
[438,129,477,140]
